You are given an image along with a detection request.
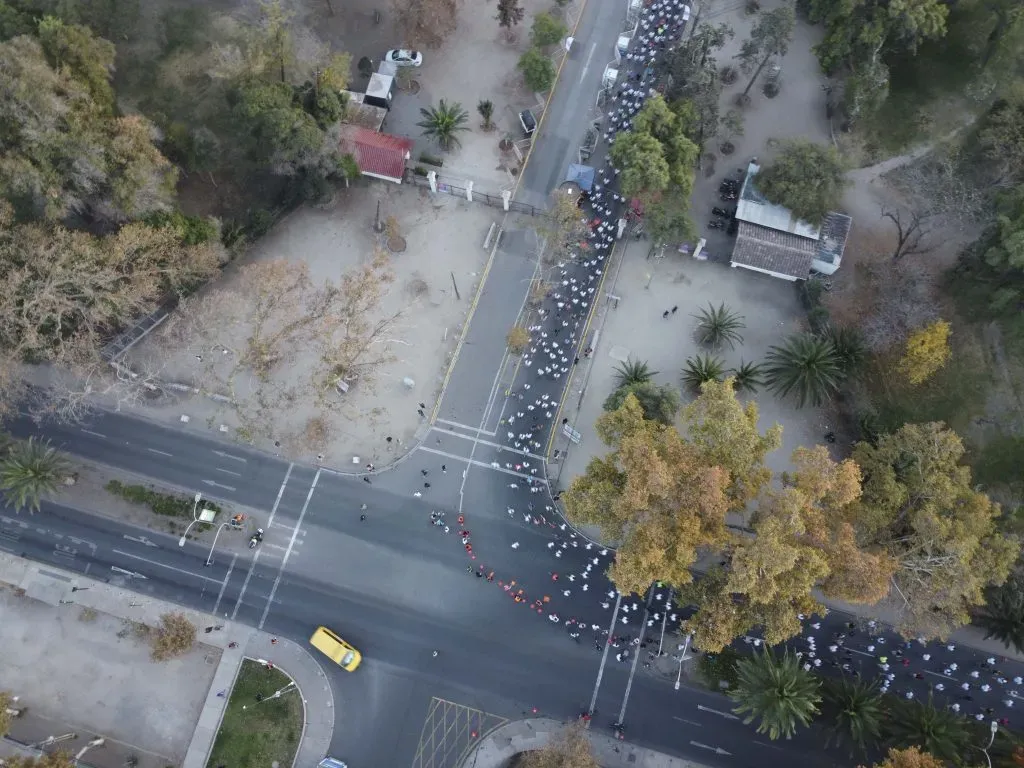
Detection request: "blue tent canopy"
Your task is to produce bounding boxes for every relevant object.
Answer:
[564,163,595,192]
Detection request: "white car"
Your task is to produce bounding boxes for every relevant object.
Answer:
[384,49,423,67]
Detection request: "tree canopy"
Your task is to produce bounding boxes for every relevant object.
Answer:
[518,723,599,768]
[754,140,849,225]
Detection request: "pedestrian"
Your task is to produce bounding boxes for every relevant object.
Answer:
[363,477,371,483]
[217,690,226,698]
[671,305,678,314]
[360,514,366,521]
[417,408,425,417]
[421,469,429,476]
[662,310,669,318]
[442,465,447,473]
[228,642,238,649]
[271,638,278,645]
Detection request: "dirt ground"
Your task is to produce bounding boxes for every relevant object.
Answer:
[126,184,503,467]
[0,586,217,768]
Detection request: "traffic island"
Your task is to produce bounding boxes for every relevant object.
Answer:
[206,659,304,768]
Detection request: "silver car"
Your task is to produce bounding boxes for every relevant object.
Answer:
[384,49,423,67]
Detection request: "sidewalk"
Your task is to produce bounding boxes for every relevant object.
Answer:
[0,552,334,768]
[460,718,712,768]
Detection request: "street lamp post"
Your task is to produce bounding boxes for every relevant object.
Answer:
[205,522,230,566]
[978,720,998,768]
[178,492,203,546]
[674,633,693,691]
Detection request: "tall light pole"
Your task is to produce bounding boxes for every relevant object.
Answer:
[674,632,693,691]
[75,737,105,765]
[178,492,204,546]
[657,588,674,656]
[205,522,230,566]
[978,720,999,768]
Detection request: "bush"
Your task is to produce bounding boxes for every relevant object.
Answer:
[418,152,444,167]
[145,210,220,246]
[518,47,556,93]
[531,11,567,47]
[151,612,197,661]
[698,646,742,690]
[105,480,223,518]
[413,166,429,176]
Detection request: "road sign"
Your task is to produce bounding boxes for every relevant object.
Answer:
[562,424,581,444]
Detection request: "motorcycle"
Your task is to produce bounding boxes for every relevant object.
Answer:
[707,219,724,230]
[712,206,734,218]
[249,528,264,549]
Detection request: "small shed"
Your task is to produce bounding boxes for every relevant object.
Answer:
[338,126,413,184]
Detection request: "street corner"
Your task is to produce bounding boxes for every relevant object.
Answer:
[411,697,508,768]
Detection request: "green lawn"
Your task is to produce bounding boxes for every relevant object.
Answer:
[207,659,304,768]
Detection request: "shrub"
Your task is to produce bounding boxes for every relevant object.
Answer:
[698,646,742,690]
[418,152,444,167]
[531,11,567,47]
[518,48,556,92]
[105,481,223,518]
[151,612,197,661]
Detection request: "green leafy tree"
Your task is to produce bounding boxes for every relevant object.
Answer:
[735,5,795,97]
[37,17,117,112]
[754,140,848,224]
[531,11,567,47]
[694,302,745,349]
[729,649,821,740]
[0,437,70,513]
[764,333,844,407]
[820,324,866,375]
[417,99,470,150]
[496,0,525,37]
[977,82,1024,183]
[610,132,671,198]
[614,359,657,387]
[731,360,766,392]
[603,381,680,425]
[851,422,1020,639]
[681,353,725,391]
[663,24,733,150]
[822,677,883,755]
[978,569,1024,654]
[884,694,970,765]
[519,47,556,92]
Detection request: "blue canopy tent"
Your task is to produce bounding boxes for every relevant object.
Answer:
[564,163,595,192]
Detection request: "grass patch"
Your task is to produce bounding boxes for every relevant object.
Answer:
[207,660,303,768]
[697,646,742,691]
[971,434,1024,498]
[105,480,223,518]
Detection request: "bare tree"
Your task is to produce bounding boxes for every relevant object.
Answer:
[859,262,938,351]
[881,205,934,260]
[392,0,459,48]
[33,359,170,424]
[538,191,591,261]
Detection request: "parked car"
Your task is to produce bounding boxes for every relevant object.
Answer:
[384,49,423,67]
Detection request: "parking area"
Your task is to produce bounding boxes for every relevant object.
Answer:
[0,585,218,768]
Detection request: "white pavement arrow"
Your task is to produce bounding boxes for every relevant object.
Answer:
[110,566,147,579]
[212,451,247,463]
[690,741,733,756]
[697,704,740,721]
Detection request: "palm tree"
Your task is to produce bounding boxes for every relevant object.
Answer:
[822,678,883,755]
[978,571,1024,654]
[764,333,844,407]
[417,99,471,150]
[681,353,725,391]
[821,324,866,376]
[0,437,70,513]
[603,381,680,424]
[730,649,821,740]
[477,99,495,131]
[885,694,970,764]
[614,359,657,388]
[731,360,766,393]
[693,302,746,350]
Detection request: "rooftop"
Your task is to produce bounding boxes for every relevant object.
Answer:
[736,162,821,240]
[337,125,413,183]
[731,221,817,280]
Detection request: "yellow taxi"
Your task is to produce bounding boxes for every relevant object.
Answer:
[309,626,362,671]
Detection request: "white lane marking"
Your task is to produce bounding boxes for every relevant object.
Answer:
[215,468,243,477]
[673,717,702,727]
[231,464,293,620]
[110,565,147,579]
[213,450,247,463]
[754,740,787,752]
[696,704,740,721]
[201,479,237,491]
[259,469,319,629]
[212,552,237,616]
[434,419,498,436]
[429,425,547,461]
[122,535,158,548]
[147,448,173,457]
[80,429,106,438]
[580,41,597,83]
[690,741,731,756]
[418,446,548,483]
[111,549,222,584]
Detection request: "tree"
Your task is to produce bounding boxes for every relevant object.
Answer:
[37,17,117,112]
[764,333,844,407]
[518,722,599,768]
[822,678,883,755]
[682,377,781,510]
[977,83,1024,183]
[820,324,867,376]
[735,4,795,98]
[610,132,672,199]
[256,0,296,83]
[507,325,531,353]
[0,437,70,513]
[562,395,731,595]
[720,109,745,149]
[417,99,470,150]
[0,753,76,768]
[731,360,766,393]
[754,140,848,225]
[496,0,525,39]
[614,359,657,388]
[663,23,733,150]
[603,381,680,425]
[868,747,947,768]
[693,302,745,349]
[477,99,495,130]
[884,695,970,764]
[851,422,1019,639]
[681,353,725,391]
[519,47,556,92]
[541,190,589,258]
[882,206,934,260]
[392,0,459,48]
[151,611,197,661]
[531,11,567,47]
[729,649,821,740]
[897,319,951,385]
[978,569,1024,654]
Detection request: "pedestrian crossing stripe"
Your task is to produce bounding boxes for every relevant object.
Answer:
[411,697,507,768]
